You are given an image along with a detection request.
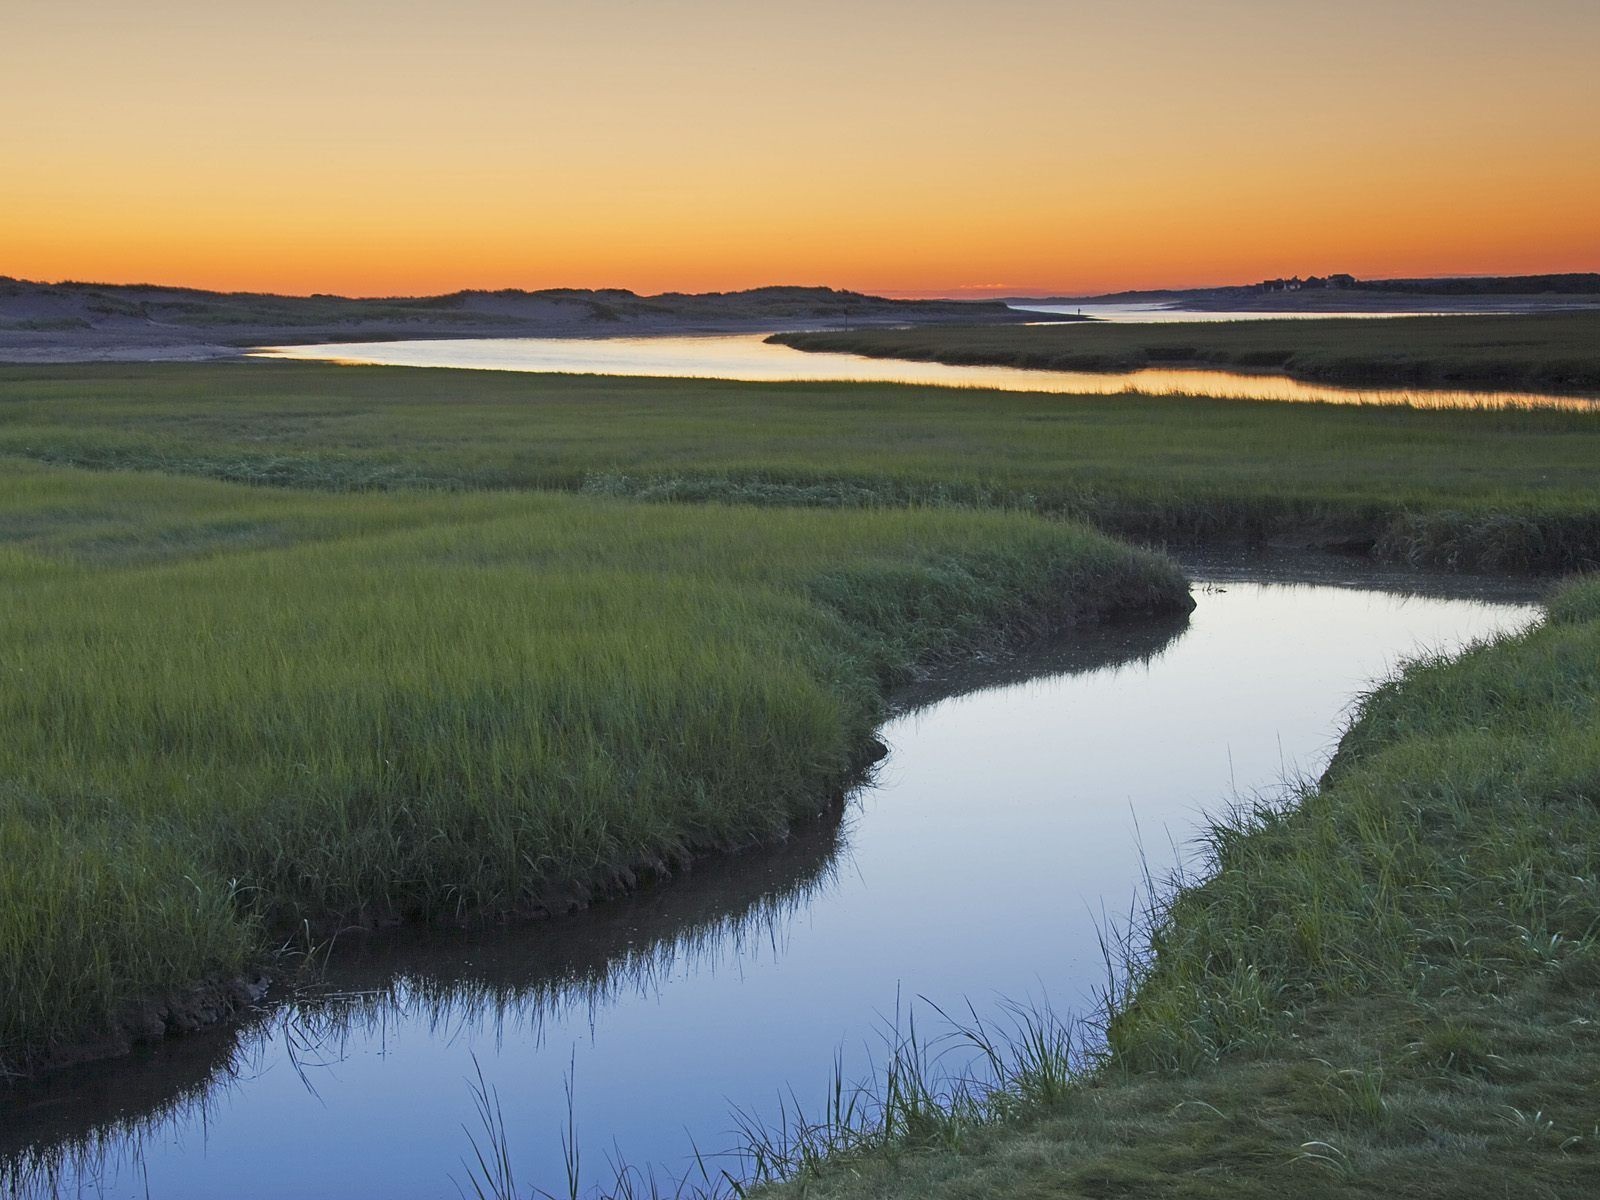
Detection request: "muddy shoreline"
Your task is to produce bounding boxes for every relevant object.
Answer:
[7,590,1198,1080]
[0,566,1544,1200]
[7,737,890,1079]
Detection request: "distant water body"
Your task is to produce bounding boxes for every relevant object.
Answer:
[1010,302,1501,323]
[255,331,1594,411]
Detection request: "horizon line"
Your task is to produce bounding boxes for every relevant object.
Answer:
[9,268,1600,305]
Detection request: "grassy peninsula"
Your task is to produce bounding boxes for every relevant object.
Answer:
[4,361,1599,571]
[0,460,1186,1073]
[753,576,1600,1198]
[770,310,1600,396]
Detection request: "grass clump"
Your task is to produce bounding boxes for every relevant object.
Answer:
[0,460,1188,1074]
[2,362,1599,572]
[745,577,1600,1198]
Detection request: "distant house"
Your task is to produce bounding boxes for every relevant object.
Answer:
[1259,272,1358,293]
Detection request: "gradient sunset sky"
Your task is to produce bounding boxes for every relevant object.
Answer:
[5,0,1597,297]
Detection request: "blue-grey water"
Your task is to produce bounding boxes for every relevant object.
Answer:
[1009,302,1504,323]
[0,561,1541,1198]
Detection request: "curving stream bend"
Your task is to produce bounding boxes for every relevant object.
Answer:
[0,558,1541,1198]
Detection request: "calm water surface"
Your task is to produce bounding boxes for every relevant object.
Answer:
[0,563,1541,1198]
[252,332,1594,411]
[1010,302,1514,322]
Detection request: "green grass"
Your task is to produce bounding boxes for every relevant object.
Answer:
[772,310,1600,394]
[745,576,1600,1199]
[3,347,1597,1191]
[4,361,1600,571]
[0,460,1187,1073]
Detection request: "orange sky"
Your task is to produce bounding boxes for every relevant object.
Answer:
[4,1,1598,297]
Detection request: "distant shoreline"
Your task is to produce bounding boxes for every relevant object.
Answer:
[1007,272,1600,315]
[0,279,1036,365]
[7,273,1598,364]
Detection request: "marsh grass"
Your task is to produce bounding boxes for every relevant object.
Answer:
[771,310,1600,394]
[459,576,1600,1198]
[0,815,850,1194]
[721,575,1600,1197]
[4,361,1597,571]
[0,460,1187,1072]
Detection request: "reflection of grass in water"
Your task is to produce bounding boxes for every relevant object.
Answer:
[0,604,1190,1199]
[887,610,1189,719]
[0,1012,273,1196]
[287,823,850,1057]
[453,996,1095,1200]
[470,583,1600,1199]
[0,817,846,1197]
[722,578,1600,1200]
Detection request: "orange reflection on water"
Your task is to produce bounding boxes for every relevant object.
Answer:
[254,334,1599,413]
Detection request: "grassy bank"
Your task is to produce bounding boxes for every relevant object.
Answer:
[0,460,1187,1074]
[749,576,1600,1198]
[771,310,1600,395]
[4,362,1600,572]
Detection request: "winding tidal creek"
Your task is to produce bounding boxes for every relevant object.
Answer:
[0,560,1540,1198]
[253,332,1594,411]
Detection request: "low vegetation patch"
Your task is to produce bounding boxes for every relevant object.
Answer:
[772,310,1600,395]
[0,460,1187,1074]
[2,362,1599,572]
[747,576,1600,1198]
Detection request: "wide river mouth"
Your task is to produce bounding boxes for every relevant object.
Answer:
[251,331,1595,411]
[0,559,1542,1198]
